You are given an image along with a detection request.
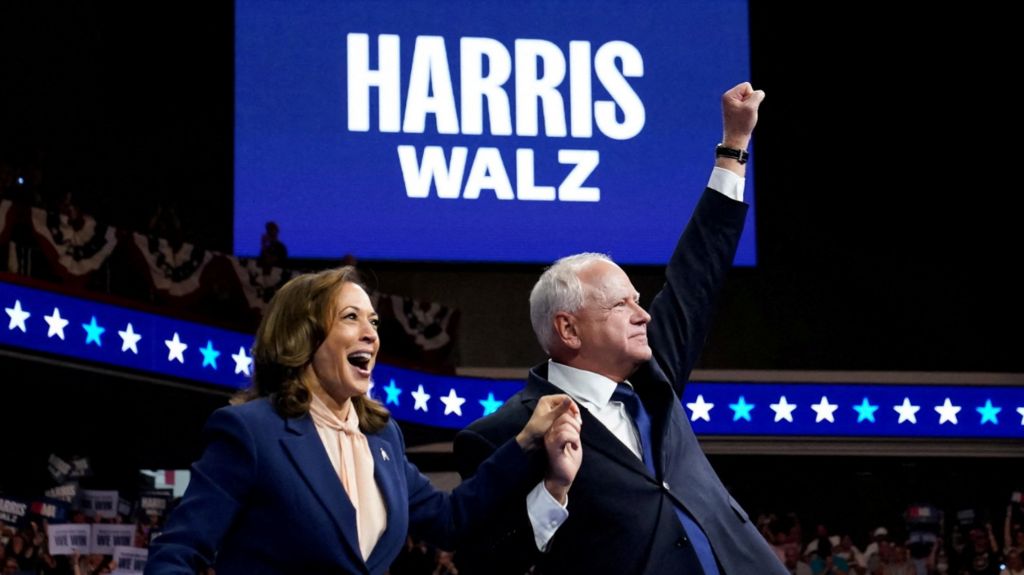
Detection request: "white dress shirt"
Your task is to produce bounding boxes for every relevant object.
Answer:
[547,361,643,459]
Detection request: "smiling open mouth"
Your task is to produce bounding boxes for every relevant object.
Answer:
[347,352,373,370]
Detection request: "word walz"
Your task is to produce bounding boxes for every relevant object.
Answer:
[397,146,599,202]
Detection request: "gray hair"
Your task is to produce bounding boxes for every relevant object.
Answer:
[529,252,613,354]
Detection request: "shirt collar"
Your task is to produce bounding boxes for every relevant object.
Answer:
[548,360,629,410]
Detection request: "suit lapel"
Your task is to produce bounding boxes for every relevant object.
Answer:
[527,365,656,482]
[279,415,364,568]
[633,364,687,477]
[364,434,403,572]
[578,407,656,480]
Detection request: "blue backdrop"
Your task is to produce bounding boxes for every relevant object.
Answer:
[234,0,756,264]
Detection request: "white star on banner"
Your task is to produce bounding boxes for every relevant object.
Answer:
[165,332,188,364]
[769,396,798,423]
[231,346,252,376]
[811,396,839,423]
[934,398,961,425]
[440,388,466,416]
[411,385,431,412]
[686,395,714,422]
[893,397,920,424]
[5,300,30,332]
[44,307,69,340]
[118,323,142,354]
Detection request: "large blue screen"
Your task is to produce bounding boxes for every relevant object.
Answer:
[234,0,755,264]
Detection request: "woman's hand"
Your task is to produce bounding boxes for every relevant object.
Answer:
[542,399,582,504]
[515,394,579,451]
[513,394,583,504]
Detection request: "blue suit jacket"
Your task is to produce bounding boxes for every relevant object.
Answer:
[146,398,537,575]
[454,190,788,575]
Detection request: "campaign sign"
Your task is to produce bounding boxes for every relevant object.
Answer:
[91,524,137,555]
[30,498,70,522]
[48,453,71,483]
[79,490,119,519]
[113,546,148,574]
[137,489,173,518]
[49,524,92,555]
[234,0,756,264]
[69,456,92,479]
[44,483,78,503]
[0,495,29,527]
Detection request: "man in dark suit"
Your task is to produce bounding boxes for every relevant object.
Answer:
[453,82,786,575]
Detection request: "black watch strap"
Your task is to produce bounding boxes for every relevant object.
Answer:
[715,144,749,164]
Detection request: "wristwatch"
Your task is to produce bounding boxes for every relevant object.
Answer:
[715,144,749,164]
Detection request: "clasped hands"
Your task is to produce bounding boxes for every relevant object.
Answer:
[516,394,583,504]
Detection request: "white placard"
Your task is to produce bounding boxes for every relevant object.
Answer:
[112,545,148,573]
[91,524,136,555]
[80,489,119,518]
[48,524,91,555]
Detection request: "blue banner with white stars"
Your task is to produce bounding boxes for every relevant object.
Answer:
[678,383,1022,439]
[368,364,523,426]
[2,279,253,390]
[3,278,1024,438]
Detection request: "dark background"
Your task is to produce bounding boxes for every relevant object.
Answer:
[1,0,1021,542]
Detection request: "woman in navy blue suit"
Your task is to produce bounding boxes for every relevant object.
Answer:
[146,267,582,575]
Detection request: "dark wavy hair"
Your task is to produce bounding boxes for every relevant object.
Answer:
[232,266,390,432]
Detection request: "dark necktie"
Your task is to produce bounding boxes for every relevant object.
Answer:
[612,383,721,575]
[611,383,657,475]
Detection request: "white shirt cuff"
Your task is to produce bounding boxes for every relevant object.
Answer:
[708,167,745,203]
[526,481,569,551]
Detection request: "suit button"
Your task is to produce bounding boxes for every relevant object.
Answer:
[662,481,671,491]
[675,536,689,547]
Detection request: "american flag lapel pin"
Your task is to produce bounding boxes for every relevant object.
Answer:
[380,448,390,461]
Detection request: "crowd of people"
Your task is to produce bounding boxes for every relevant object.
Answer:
[755,504,1024,575]
[2,481,1022,575]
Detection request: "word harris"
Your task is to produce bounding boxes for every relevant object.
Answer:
[347,33,646,202]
